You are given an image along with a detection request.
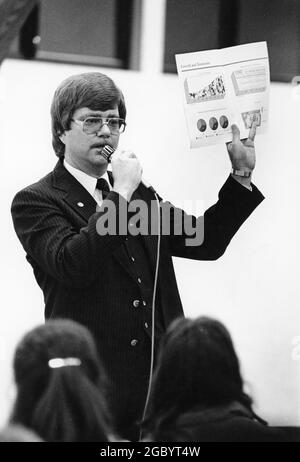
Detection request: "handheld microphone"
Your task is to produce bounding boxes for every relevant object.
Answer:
[100,144,115,162]
[100,145,156,194]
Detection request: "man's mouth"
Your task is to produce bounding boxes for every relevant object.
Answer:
[91,143,112,151]
[91,144,105,149]
[90,145,110,160]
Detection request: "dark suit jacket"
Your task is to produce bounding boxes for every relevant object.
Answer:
[11,160,264,440]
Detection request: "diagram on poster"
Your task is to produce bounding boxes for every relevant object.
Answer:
[175,42,270,148]
[184,74,226,104]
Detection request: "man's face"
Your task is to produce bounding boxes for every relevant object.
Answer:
[60,106,120,177]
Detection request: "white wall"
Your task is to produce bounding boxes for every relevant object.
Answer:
[0,58,299,426]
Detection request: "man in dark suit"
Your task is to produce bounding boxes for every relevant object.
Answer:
[11,72,264,441]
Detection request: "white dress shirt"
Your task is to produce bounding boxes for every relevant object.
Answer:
[63,160,111,207]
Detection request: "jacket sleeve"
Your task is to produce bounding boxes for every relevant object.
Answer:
[165,175,264,260]
[11,187,131,288]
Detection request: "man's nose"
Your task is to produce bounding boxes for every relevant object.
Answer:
[96,122,111,137]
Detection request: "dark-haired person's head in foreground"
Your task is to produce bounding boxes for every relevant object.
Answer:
[10,319,112,442]
[143,316,287,442]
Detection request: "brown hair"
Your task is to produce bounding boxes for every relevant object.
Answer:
[50,72,126,158]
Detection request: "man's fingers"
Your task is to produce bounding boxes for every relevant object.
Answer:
[120,150,137,159]
[248,120,257,143]
[128,152,137,159]
[115,150,137,160]
[231,124,240,143]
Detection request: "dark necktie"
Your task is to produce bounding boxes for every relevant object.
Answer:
[96,178,110,198]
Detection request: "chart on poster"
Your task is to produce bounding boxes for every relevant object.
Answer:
[175,41,270,148]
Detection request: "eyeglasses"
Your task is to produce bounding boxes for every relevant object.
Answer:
[72,117,126,134]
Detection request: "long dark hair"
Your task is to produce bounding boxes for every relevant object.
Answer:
[10,319,111,442]
[144,316,256,436]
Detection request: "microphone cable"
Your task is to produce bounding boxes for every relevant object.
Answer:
[139,190,161,441]
[100,145,161,441]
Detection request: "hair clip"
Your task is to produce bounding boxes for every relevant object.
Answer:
[48,357,82,369]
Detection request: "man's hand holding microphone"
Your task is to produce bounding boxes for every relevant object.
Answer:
[111,150,143,202]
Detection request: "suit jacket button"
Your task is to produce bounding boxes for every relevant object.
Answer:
[131,339,138,346]
[133,300,140,308]
[144,322,149,329]
[77,202,84,207]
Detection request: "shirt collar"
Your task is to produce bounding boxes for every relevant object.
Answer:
[63,159,111,197]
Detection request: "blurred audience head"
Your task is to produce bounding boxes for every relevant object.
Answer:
[0,424,43,442]
[50,72,126,158]
[144,316,253,434]
[10,319,111,442]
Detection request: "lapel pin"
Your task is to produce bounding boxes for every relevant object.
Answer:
[77,202,84,207]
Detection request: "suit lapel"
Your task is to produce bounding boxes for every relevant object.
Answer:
[53,161,159,281]
[52,161,137,279]
[108,170,114,187]
[63,188,98,223]
[52,160,97,223]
